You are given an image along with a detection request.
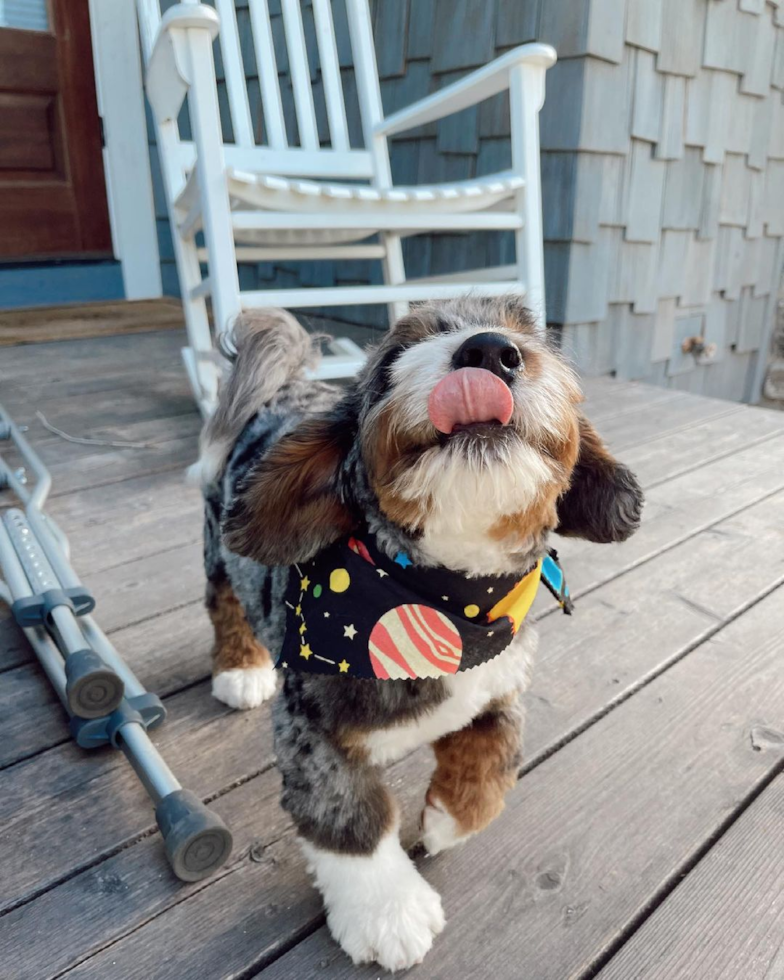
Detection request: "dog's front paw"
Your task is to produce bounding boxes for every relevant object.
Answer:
[211,666,276,710]
[330,867,444,971]
[305,833,445,971]
[421,797,468,856]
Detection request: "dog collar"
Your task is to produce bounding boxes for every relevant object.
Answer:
[278,532,571,679]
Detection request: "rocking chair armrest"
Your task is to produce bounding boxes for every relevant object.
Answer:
[374,43,557,139]
[145,4,221,124]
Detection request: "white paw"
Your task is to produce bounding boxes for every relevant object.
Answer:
[421,798,469,856]
[304,832,445,971]
[211,666,276,710]
[328,865,445,971]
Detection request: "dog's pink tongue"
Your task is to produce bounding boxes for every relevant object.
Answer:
[428,367,514,435]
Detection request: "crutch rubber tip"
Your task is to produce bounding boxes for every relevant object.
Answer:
[65,650,125,720]
[156,789,233,882]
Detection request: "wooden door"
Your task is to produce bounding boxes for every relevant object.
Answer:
[0,0,112,260]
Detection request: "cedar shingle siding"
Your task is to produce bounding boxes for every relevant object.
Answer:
[149,0,784,400]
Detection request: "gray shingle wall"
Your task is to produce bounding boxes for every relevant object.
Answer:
[147,0,784,399]
[550,0,784,399]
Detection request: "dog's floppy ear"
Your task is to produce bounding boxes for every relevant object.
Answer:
[223,402,357,565]
[555,415,643,543]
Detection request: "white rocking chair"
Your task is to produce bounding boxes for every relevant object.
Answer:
[136,0,556,416]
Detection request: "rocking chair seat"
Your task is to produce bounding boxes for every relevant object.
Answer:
[176,167,525,247]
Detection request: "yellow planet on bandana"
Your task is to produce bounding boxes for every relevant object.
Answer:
[464,604,480,618]
[329,568,351,593]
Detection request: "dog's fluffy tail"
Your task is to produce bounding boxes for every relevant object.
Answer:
[189,309,319,486]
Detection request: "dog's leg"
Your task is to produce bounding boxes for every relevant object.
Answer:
[422,695,523,856]
[274,684,445,970]
[207,577,276,709]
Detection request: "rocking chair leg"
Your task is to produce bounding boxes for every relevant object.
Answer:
[175,232,222,416]
[381,232,409,325]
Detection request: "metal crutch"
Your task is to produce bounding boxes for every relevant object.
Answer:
[0,404,232,882]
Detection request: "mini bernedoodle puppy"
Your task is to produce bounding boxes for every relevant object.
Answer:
[195,297,643,971]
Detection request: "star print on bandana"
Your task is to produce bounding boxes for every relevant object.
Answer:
[278,533,570,678]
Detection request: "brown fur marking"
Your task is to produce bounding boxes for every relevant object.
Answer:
[490,395,581,543]
[334,726,371,764]
[427,696,522,836]
[573,414,619,473]
[362,402,434,531]
[207,579,273,673]
[489,494,560,542]
[223,417,355,565]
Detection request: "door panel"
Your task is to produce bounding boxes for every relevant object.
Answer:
[0,0,112,260]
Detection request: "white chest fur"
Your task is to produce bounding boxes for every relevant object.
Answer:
[363,628,537,766]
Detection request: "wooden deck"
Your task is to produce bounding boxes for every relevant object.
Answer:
[2,329,784,979]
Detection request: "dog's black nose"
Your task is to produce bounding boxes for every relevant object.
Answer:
[453,332,523,383]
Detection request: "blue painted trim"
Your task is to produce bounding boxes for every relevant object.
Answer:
[0,261,125,310]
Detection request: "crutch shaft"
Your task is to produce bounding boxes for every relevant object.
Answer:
[20,624,69,707]
[119,721,182,805]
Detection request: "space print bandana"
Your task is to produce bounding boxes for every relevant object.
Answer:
[278,531,572,679]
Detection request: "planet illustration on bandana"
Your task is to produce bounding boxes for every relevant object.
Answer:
[368,604,463,679]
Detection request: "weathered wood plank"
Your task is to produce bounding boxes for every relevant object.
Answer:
[0,330,187,383]
[257,581,784,979]
[598,775,784,979]
[528,487,784,763]
[0,380,197,441]
[540,430,784,604]
[0,361,189,412]
[36,426,200,499]
[593,389,743,450]
[0,299,184,348]
[43,468,202,575]
[620,404,784,487]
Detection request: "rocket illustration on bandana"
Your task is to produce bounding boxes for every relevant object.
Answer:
[279,530,571,679]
